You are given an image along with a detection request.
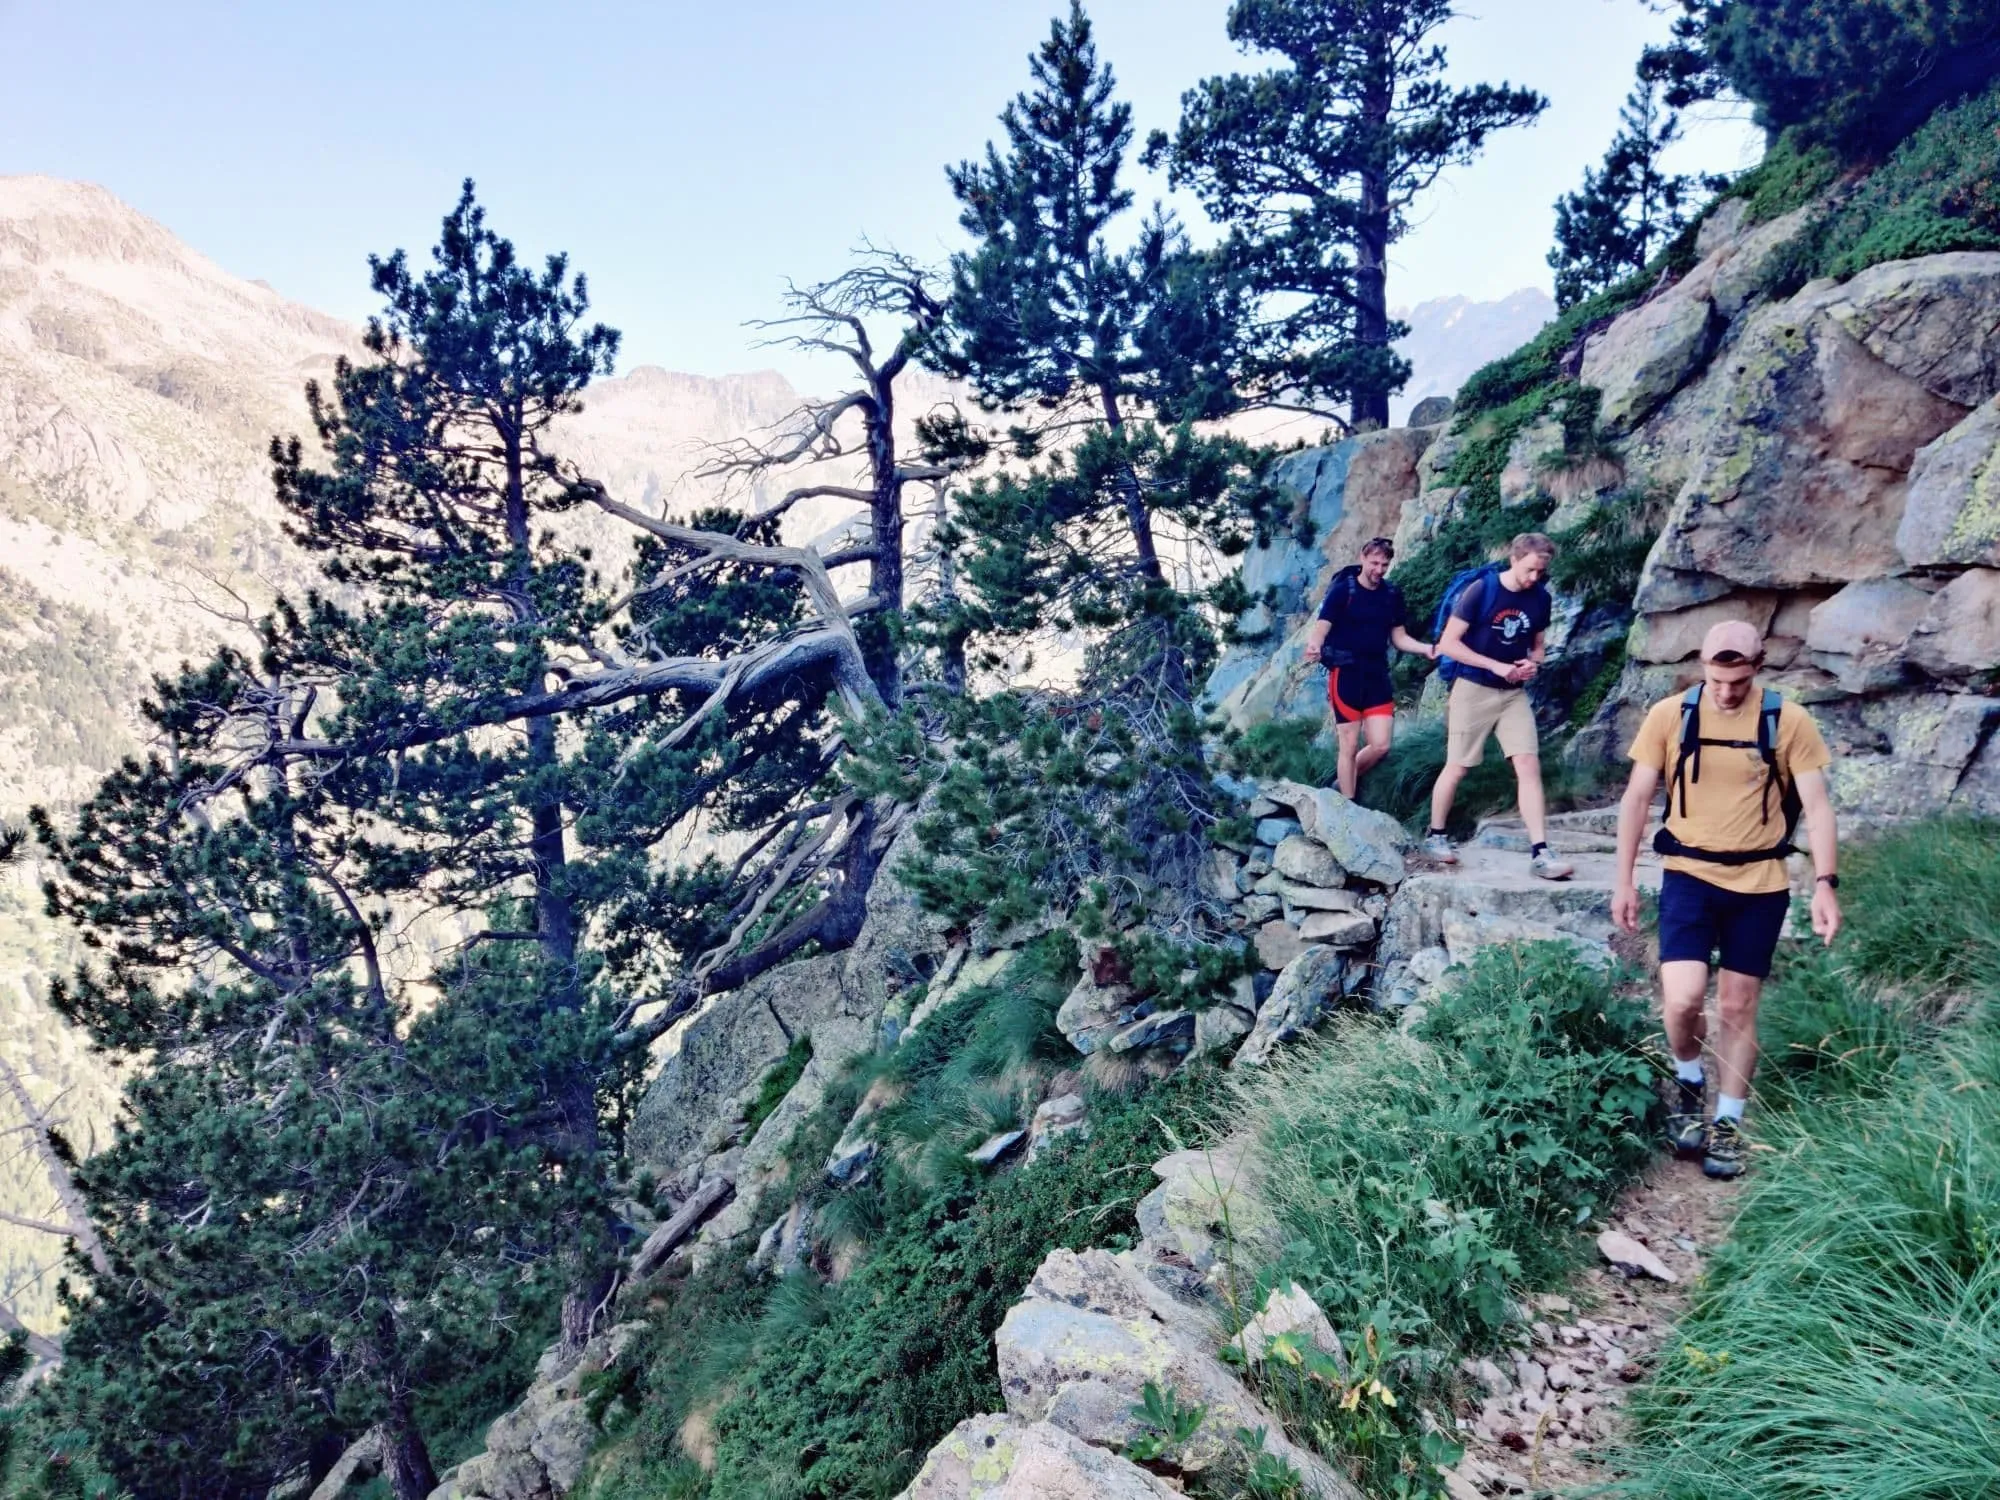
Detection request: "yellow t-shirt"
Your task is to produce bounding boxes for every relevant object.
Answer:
[1627,688,1832,895]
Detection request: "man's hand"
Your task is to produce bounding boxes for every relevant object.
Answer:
[1425,642,1438,661]
[1302,642,1321,664]
[1612,883,1641,934]
[1505,659,1536,684]
[1811,882,1842,946]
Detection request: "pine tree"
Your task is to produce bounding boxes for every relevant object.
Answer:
[22,189,917,1500]
[1548,72,1723,308]
[927,2,1267,689]
[1149,0,1546,430]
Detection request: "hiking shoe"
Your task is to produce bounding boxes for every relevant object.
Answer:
[1703,1117,1748,1180]
[1422,832,1460,864]
[1529,848,1575,881]
[1664,1080,1707,1160]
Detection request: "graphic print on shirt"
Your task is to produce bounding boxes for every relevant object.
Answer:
[1489,606,1536,647]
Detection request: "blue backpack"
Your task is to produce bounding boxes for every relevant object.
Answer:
[1430,565,1503,685]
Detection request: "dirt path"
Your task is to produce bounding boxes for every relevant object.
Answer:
[1441,811,1747,1496]
[1445,1153,1743,1498]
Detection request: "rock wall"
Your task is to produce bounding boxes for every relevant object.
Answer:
[1574,219,2000,816]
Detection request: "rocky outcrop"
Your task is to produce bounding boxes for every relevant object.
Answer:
[900,1183,1364,1500]
[426,1322,650,1500]
[1577,224,2000,815]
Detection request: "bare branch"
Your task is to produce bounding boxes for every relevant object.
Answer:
[0,1056,108,1276]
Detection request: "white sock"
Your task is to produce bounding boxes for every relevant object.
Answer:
[1673,1057,1705,1086]
[1715,1094,1746,1123]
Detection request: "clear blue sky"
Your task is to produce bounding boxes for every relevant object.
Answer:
[2,0,1759,387]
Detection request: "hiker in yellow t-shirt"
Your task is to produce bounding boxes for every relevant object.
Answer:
[1610,621,1842,1181]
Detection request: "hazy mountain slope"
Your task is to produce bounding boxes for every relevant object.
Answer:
[1392,287,1556,423]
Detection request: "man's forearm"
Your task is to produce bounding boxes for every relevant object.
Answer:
[1806,803,1837,878]
[1616,785,1651,888]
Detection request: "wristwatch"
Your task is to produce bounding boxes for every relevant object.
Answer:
[1816,874,1840,890]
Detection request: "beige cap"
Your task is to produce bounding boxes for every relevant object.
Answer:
[1700,619,1765,661]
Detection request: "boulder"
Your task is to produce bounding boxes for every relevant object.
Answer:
[1816,251,2000,407]
[995,1249,1358,1497]
[969,1130,1028,1167]
[1192,1001,1254,1059]
[1907,569,2000,678]
[1633,294,1968,615]
[1254,920,1311,971]
[1278,881,1363,913]
[1255,816,1304,845]
[1272,834,1345,888]
[1025,1093,1089,1165]
[1132,1144,1284,1273]
[1806,577,1937,691]
[1580,204,1818,436]
[1408,395,1455,427]
[1298,910,1375,947]
[1234,945,1346,1067]
[1898,397,2000,567]
[1055,968,1135,1057]
[1232,1283,1348,1374]
[1300,788,1408,886]
[1807,688,2000,818]
[1581,270,1723,434]
[1627,592,1780,665]
[308,1432,381,1500]
[1106,1009,1196,1055]
[894,1414,1182,1500]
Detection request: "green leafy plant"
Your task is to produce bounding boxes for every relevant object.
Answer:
[1124,1381,1208,1464]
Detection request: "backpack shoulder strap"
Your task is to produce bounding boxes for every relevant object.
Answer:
[1671,684,1704,819]
[1758,688,1788,826]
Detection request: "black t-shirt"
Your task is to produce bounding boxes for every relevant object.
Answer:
[1316,571,1407,668]
[1449,572,1552,690]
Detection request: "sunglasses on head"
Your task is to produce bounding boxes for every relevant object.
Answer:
[1707,649,1764,667]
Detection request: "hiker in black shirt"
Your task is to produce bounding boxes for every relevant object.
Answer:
[1301,537,1436,798]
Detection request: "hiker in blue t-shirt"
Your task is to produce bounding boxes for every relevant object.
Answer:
[1423,532,1575,880]
[1301,537,1437,799]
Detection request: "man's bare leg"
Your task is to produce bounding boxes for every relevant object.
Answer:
[1429,759,1470,833]
[1714,968,1765,1104]
[1661,959,1711,1067]
[1335,721,1361,799]
[1353,715,1393,789]
[1510,752,1549,846]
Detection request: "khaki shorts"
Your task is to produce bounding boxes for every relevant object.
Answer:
[1446,679,1538,766]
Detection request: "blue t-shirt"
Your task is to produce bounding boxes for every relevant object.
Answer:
[1449,573,1552,690]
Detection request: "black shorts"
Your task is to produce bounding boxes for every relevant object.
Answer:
[1327,664,1394,723]
[1657,870,1792,979]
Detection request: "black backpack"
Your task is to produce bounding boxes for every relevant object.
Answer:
[1651,684,1803,865]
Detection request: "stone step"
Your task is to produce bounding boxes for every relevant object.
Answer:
[1472,810,1662,857]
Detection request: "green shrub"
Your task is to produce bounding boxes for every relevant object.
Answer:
[1820,79,2000,277]
[1239,942,1657,1352]
[1725,131,1843,226]
[1221,719,1343,790]
[1833,817,2000,994]
[742,1035,813,1141]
